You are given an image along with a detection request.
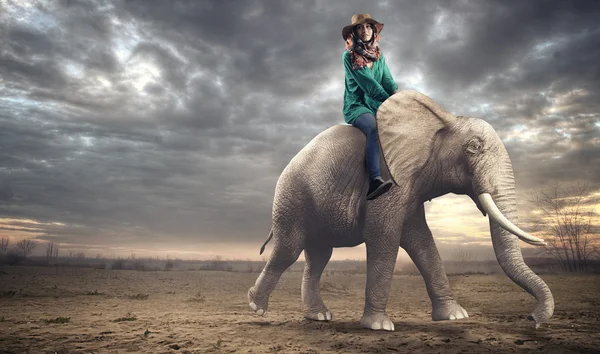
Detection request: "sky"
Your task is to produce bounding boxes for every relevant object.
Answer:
[1,0,599,262]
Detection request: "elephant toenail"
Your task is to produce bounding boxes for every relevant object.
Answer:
[257,309,264,316]
[371,322,381,330]
[456,313,464,319]
[249,302,257,311]
[383,322,392,331]
[326,312,332,321]
[449,315,456,320]
[318,313,325,321]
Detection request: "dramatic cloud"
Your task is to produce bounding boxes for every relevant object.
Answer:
[1,0,598,260]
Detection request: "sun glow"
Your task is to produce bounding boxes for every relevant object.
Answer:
[123,61,161,92]
[543,88,589,115]
[504,124,539,142]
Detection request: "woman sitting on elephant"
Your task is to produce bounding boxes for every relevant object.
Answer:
[342,14,398,200]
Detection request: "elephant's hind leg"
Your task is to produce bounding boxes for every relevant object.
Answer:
[401,204,469,321]
[248,231,303,316]
[302,246,333,321]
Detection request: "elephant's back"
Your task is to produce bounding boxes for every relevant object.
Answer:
[283,125,366,184]
[274,125,369,246]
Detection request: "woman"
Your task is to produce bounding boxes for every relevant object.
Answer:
[342,13,398,201]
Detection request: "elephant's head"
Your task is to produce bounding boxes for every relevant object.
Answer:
[376,90,554,328]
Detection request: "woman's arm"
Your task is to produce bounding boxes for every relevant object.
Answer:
[380,53,398,96]
[344,53,390,102]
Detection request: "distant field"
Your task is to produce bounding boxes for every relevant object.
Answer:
[1,266,599,353]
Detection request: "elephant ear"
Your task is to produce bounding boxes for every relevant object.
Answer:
[376,90,457,186]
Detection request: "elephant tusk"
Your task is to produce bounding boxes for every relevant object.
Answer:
[478,193,547,246]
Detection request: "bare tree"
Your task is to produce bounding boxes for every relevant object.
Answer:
[16,239,37,258]
[529,182,599,272]
[0,238,8,253]
[46,240,59,263]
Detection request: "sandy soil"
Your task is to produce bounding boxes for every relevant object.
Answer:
[0,266,599,353]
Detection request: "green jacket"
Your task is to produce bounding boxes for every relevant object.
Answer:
[342,51,398,125]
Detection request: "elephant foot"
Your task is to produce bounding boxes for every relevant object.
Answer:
[248,287,268,316]
[432,299,469,321]
[360,312,395,331]
[304,308,333,322]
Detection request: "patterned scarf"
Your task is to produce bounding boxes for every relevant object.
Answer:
[345,30,381,70]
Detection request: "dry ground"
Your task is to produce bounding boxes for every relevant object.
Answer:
[0,266,599,353]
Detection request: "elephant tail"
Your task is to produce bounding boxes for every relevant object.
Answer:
[259,229,273,255]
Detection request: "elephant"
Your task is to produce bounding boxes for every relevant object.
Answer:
[247,90,554,331]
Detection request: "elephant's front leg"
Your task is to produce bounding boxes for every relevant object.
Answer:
[401,204,468,321]
[361,235,400,331]
[302,246,333,321]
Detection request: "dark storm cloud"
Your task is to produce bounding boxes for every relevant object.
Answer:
[421,1,600,93]
[0,52,68,89]
[0,0,598,256]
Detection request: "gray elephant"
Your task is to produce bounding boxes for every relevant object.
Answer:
[247,90,554,331]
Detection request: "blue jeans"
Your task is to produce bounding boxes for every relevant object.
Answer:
[352,112,380,181]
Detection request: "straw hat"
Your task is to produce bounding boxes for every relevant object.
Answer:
[342,13,384,40]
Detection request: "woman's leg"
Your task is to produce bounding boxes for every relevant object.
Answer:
[352,112,381,181]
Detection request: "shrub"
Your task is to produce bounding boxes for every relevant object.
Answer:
[0,290,17,298]
[111,258,126,270]
[186,291,206,303]
[164,260,174,271]
[126,293,149,300]
[113,313,137,322]
[85,290,105,296]
[45,317,70,324]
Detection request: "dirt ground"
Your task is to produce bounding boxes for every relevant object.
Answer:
[0,266,599,353]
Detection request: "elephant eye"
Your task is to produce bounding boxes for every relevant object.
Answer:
[465,137,484,155]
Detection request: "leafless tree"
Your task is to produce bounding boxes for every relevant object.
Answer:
[15,239,37,258]
[0,238,8,253]
[529,182,599,272]
[46,240,59,263]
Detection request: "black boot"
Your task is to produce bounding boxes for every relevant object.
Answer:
[367,177,393,200]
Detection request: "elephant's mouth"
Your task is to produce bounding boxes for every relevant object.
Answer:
[478,193,546,246]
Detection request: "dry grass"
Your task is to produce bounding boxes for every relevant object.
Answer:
[85,290,105,296]
[185,291,206,303]
[126,293,149,300]
[0,290,17,298]
[44,317,70,324]
[112,313,137,322]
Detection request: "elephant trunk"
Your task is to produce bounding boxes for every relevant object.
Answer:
[484,156,554,328]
